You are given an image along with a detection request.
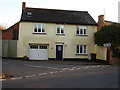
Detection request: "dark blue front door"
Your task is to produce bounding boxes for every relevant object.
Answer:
[56,45,63,60]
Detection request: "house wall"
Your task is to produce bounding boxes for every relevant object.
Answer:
[17,22,106,60]
[2,40,17,58]
[95,46,107,60]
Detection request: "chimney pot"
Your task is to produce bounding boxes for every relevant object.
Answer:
[22,2,26,8]
[98,15,104,22]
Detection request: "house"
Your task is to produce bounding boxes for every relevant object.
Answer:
[97,15,119,64]
[2,2,107,61]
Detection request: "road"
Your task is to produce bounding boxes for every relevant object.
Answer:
[2,59,119,88]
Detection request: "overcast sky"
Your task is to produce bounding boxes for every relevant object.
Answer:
[0,0,119,28]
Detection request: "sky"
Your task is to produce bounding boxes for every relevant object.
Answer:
[0,0,119,28]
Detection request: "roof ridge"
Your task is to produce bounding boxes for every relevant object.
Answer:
[25,7,88,13]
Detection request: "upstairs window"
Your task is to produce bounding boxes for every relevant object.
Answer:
[76,45,87,54]
[34,24,46,33]
[76,26,87,35]
[56,25,64,35]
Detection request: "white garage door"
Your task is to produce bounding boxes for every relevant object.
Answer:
[29,45,48,60]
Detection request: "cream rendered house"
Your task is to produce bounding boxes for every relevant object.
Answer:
[16,2,100,60]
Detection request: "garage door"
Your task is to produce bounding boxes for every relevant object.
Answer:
[29,45,48,60]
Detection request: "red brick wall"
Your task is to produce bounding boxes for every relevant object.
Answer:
[1,23,19,40]
[97,15,106,31]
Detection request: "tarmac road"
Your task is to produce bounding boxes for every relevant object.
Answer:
[2,58,119,88]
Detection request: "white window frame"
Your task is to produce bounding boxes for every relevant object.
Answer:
[76,45,87,54]
[56,25,65,35]
[76,26,87,35]
[34,24,46,34]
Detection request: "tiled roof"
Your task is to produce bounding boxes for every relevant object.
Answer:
[20,8,97,26]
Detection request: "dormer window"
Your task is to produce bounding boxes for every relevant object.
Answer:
[27,12,32,17]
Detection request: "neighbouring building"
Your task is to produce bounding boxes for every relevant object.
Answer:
[97,15,119,64]
[2,2,107,61]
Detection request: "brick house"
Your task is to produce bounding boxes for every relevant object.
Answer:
[97,15,119,64]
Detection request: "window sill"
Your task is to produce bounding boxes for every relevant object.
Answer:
[76,53,88,55]
[33,33,46,35]
[76,34,88,36]
[56,34,65,36]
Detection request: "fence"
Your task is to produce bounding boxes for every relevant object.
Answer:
[1,40,17,58]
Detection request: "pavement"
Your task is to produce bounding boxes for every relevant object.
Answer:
[10,58,107,65]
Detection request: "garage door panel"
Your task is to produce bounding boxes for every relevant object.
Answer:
[29,45,48,60]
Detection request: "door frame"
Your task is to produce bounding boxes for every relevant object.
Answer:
[56,44,63,60]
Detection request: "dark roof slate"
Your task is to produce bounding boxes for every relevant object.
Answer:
[20,8,97,26]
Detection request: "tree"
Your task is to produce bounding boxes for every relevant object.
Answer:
[94,23,120,57]
[0,25,6,30]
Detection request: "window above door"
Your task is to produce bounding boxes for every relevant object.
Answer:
[56,25,65,35]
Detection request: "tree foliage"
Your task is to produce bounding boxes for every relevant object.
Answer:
[94,23,120,48]
[94,23,120,57]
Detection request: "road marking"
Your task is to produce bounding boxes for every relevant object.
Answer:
[50,72,55,74]
[25,64,44,68]
[72,67,77,69]
[76,68,81,70]
[1,62,9,64]
[62,68,70,71]
[25,64,59,70]
[69,69,74,71]
[3,64,110,81]
[46,67,59,70]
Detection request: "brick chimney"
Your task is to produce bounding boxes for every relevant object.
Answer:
[97,15,106,31]
[22,2,26,8]
[98,15,104,23]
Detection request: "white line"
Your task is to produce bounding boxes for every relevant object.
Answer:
[72,67,77,69]
[76,68,81,70]
[91,66,96,68]
[50,72,54,74]
[41,73,47,75]
[1,62,9,64]
[25,64,59,69]
[69,69,74,71]
[59,71,64,72]
[46,67,59,69]
[38,73,48,75]
[25,64,44,68]
[54,71,58,73]
[62,68,70,71]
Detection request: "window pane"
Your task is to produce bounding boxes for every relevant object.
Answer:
[84,45,86,53]
[76,45,79,53]
[42,29,45,32]
[34,29,37,32]
[61,29,64,34]
[57,28,60,33]
[34,24,37,32]
[80,45,82,53]
[42,24,45,32]
[77,29,79,34]
[84,29,86,34]
[57,25,64,34]
[30,45,38,49]
[80,29,83,34]
[38,25,41,32]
